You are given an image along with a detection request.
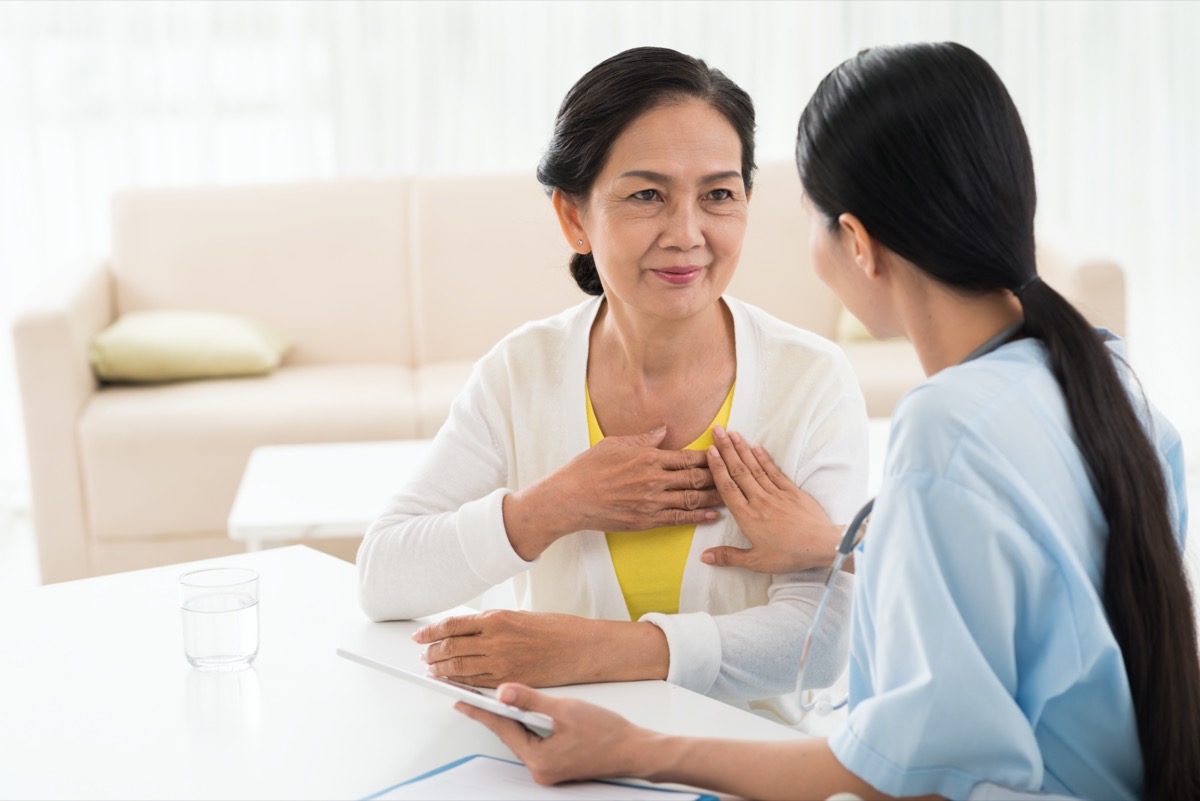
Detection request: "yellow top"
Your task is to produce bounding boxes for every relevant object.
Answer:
[588,383,735,621]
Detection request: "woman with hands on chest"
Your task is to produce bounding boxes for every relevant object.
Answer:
[356,46,868,722]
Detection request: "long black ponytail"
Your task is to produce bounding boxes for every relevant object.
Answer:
[797,42,1200,798]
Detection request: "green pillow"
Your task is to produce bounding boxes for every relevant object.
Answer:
[89,310,291,384]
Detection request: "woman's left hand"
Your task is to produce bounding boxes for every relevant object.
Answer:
[701,426,843,573]
[456,683,652,785]
[412,610,669,687]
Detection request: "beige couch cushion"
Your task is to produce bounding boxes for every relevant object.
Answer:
[1037,240,1125,336]
[78,364,418,541]
[728,161,842,340]
[415,361,475,439]
[408,173,595,364]
[110,180,413,367]
[841,339,926,418]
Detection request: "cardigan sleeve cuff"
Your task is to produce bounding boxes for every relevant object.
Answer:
[455,488,536,585]
[641,611,722,695]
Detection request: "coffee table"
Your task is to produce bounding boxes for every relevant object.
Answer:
[227,439,434,551]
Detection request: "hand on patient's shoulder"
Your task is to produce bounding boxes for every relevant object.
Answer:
[701,426,842,574]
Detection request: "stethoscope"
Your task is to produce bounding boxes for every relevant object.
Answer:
[796,319,1026,715]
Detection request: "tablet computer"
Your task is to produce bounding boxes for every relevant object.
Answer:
[336,647,555,736]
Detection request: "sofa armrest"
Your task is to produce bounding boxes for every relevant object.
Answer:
[1037,239,1126,338]
[1063,257,1125,338]
[11,263,114,582]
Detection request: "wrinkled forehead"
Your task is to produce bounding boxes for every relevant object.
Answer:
[598,98,745,185]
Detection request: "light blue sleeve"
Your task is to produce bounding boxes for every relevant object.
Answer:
[828,474,1078,800]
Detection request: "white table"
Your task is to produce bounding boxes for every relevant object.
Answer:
[0,546,807,800]
[228,440,434,550]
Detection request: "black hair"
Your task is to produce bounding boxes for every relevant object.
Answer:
[537,46,756,295]
[796,42,1200,798]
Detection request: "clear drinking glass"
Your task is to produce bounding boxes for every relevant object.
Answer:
[178,567,259,672]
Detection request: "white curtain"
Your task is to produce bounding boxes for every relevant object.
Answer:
[2,0,1198,510]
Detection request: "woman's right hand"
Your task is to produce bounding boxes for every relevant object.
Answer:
[502,425,721,560]
[456,683,652,785]
[700,425,843,574]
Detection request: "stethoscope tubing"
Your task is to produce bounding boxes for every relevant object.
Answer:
[795,503,868,714]
[794,320,1027,716]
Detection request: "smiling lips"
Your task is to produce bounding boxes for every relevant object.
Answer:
[651,266,704,285]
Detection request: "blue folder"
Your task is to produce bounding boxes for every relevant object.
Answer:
[364,753,721,801]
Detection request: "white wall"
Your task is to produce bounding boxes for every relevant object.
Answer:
[2,0,1198,517]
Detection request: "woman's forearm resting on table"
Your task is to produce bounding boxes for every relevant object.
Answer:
[635,735,892,801]
[580,618,671,682]
[414,611,670,686]
[461,684,898,801]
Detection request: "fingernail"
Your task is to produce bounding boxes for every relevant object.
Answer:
[704,510,718,520]
[729,431,742,444]
[753,445,765,455]
[499,686,516,703]
[708,445,720,459]
[713,425,726,439]
[651,424,667,434]
[411,629,424,641]
[701,551,715,564]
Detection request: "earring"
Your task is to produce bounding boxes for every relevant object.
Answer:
[577,240,583,246]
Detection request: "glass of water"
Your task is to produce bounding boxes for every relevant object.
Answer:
[179,567,259,672]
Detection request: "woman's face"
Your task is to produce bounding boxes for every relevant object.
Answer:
[569,98,748,324]
[805,198,850,295]
[804,197,898,339]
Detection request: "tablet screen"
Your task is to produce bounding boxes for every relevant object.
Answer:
[336,647,555,735]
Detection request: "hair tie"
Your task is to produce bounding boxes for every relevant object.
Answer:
[1014,275,1041,297]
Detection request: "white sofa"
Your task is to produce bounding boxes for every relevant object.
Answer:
[11,162,1125,583]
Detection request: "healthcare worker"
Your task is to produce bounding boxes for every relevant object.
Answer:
[457,42,1200,800]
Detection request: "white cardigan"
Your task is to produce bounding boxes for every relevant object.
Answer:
[358,296,867,722]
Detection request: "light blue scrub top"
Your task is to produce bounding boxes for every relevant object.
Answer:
[828,332,1188,800]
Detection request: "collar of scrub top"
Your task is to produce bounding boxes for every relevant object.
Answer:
[795,318,1027,716]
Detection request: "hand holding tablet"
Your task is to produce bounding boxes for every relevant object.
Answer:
[336,647,555,737]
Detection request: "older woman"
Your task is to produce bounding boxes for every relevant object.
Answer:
[356,46,867,722]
